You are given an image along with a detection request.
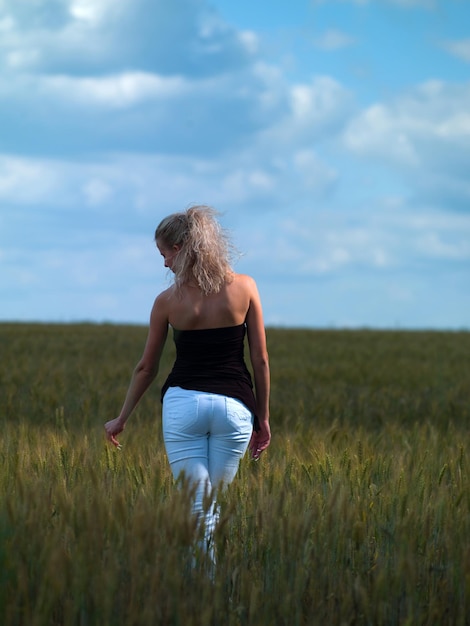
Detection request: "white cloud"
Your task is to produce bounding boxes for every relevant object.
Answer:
[312,29,356,51]
[342,81,470,212]
[82,179,113,207]
[344,103,420,165]
[0,16,15,32]
[0,0,254,76]
[416,231,470,260]
[441,39,470,64]
[258,76,354,152]
[293,150,338,190]
[41,72,188,108]
[0,1,353,160]
[238,30,259,55]
[69,0,117,24]
[0,155,59,202]
[237,199,470,288]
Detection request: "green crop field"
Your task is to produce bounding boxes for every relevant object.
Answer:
[0,323,469,625]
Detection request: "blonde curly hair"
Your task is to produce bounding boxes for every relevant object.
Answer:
[155,205,234,295]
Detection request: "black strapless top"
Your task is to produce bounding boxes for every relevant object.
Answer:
[160,324,258,429]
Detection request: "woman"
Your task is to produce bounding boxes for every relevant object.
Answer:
[104,205,270,564]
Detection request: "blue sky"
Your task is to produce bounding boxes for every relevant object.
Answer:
[1,0,469,329]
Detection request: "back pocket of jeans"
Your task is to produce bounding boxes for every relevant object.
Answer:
[163,389,200,431]
[225,398,253,431]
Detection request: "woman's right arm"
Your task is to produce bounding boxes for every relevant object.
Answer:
[245,277,271,459]
[104,293,169,447]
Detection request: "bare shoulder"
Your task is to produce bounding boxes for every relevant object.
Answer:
[231,272,258,292]
[150,287,175,321]
[155,285,176,303]
[230,273,263,326]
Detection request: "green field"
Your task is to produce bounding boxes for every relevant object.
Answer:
[1,323,469,625]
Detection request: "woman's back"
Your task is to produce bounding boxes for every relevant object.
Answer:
[162,273,254,331]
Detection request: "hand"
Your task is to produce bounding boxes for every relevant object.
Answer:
[104,417,125,448]
[249,420,271,460]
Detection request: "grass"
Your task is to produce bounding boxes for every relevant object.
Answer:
[0,323,469,625]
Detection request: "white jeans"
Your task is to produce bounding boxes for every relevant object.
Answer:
[162,387,253,560]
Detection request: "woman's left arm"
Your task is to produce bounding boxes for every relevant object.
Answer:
[104,294,169,447]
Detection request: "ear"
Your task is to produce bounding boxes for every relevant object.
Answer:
[173,244,181,252]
